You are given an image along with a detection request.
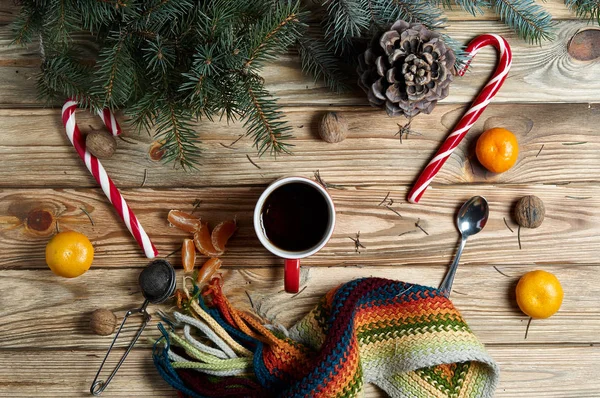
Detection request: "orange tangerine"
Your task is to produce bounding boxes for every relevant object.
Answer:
[475,127,519,173]
[516,270,564,319]
[211,220,237,253]
[193,222,223,257]
[45,231,94,278]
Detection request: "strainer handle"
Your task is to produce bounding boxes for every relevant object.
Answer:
[90,300,150,395]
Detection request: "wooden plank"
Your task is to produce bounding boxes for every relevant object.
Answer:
[0,265,598,349]
[0,345,598,397]
[0,21,598,106]
[0,104,599,188]
[0,349,175,397]
[0,185,598,269]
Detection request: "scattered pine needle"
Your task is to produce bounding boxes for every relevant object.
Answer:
[220,135,243,149]
[385,205,402,218]
[55,219,60,233]
[119,136,137,145]
[191,199,202,214]
[398,230,417,237]
[518,225,522,250]
[452,290,468,296]
[80,207,95,226]
[394,120,421,143]
[349,232,366,253]
[166,248,181,258]
[314,170,345,190]
[245,290,255,310]
[493,265,510,278]
[141,169,148,187]
[246,154,261,169]
[415,218,429,235]
[524,317,532,340]
[562,142,587,145]
[565,196,591,200]
[536,144,544,158]
[395,284,414,297]
[503,217,514,233]
[291,286,307,298]
[378,192,391,206]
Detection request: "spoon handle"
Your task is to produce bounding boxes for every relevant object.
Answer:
[440,237,468,297]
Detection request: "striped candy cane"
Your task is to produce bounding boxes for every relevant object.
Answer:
[62,100,158,259]
[408,34,512,204]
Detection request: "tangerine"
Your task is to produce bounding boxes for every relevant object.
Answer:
[45,231,94,278]
[196,257,223,284]
[211,220,237,253]
[475,127,519,173]
[516,270,563,319]
[193,222,223,257]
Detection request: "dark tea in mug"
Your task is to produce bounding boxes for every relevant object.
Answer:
[260,182,330,252]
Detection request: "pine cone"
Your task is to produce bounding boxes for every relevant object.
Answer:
[357,20,456,118]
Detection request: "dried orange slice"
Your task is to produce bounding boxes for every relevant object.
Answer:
[196,258,223,284]
[193,222,223,257]
[211,220,237,253]
[181,238,196,272]
[168,210,201,233]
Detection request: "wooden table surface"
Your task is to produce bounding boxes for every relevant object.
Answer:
[2,1,600,397]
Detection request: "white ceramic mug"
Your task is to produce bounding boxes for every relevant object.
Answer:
[253,176,336,293]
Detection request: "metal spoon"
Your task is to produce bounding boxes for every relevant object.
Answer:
[439,196,489,297]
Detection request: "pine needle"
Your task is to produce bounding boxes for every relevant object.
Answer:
[492,0,554,44]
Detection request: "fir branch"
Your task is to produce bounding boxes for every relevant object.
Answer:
[44,0,81,49]
[154,99,201,169]
[243,1,304,70]
[372,0,445,27]
[126,91,159,134]
[92,32,136,109]
[297,34,348,93]
[454,0,490,15]
[36,56,97,107]
[143,35,176,76]
[241,75,293,156]
[565,0,600,23]
[323,0,371,52]
[439,33,468,68]
[11,5,41,46]
[492,0,554,44]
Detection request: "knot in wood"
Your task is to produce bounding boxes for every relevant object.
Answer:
[149,141,166,161]
[26,209,53,232]
[568,29,600,62]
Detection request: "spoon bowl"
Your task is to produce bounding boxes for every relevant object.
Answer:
[440,196,489,296]
[456,196,489,237]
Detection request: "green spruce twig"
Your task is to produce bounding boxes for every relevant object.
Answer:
[492,0,554,44]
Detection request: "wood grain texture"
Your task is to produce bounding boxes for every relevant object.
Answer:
[0,265,599,349]
[0,103,599,188]
[0,185,597,269]
[1,21,599,106]
[1,346,599,397]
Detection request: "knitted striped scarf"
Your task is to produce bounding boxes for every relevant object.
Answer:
[153,277,499,397]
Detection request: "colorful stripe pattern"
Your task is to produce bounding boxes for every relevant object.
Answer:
[154,278,498,397]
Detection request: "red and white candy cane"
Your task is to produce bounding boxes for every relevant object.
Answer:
[408,34,512,204]
[62,100,158,258]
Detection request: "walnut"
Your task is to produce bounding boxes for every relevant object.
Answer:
[90,308,117,336]
[318,112,348,143]
[515,195,545,228]
[86,130,117,159]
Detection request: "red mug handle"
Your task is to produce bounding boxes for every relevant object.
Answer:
[284,259,300,293]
